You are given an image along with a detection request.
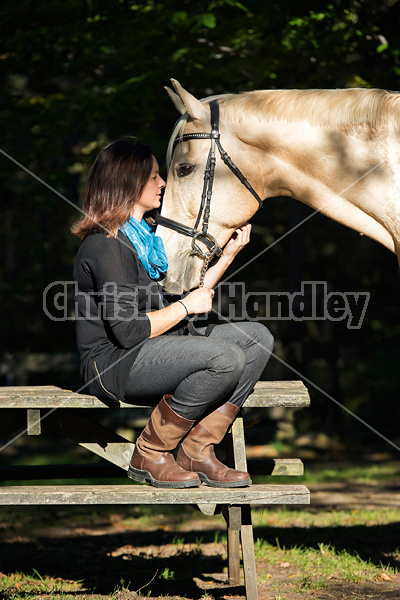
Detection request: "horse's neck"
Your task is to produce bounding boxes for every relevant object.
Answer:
[221,90,400,183]
[222,97,399,255]
[223,87,400,152]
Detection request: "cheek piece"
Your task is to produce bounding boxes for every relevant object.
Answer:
[155,99,263,262]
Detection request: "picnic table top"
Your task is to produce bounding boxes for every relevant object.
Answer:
[0,380,310,409]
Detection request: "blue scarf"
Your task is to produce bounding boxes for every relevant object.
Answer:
[119,216,168,280]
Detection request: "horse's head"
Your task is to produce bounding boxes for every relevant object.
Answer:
[159,80,263,294]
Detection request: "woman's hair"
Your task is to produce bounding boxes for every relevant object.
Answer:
[71,137,153,239]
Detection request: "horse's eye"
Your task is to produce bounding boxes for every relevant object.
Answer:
[177,165,194,178]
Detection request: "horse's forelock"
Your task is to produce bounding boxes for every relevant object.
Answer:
[166,94,233,168]
[166,115,188,168]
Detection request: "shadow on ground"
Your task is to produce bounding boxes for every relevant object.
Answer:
[0,514,399,598]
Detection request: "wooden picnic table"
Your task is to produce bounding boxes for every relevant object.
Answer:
[0,380,310,600]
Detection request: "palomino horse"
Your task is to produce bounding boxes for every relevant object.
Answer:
[158,79,400,294]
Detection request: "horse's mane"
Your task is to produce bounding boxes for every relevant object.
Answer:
[167,117,188,167]
[225,88,400,128]
[167,88,400,166]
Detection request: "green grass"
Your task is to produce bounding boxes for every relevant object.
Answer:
[254,537,396,584]
[0,570,84,598]
[251,505,400,528]
[252,459,400,485]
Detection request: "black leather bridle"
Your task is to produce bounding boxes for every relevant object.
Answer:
[155,100,263,262]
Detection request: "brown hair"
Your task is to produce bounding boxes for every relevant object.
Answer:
[71,137,153,239]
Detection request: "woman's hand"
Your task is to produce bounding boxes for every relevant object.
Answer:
[201,223,252,289]
[181,287,215,315]
[222,223,252,261]
[147,287,214,338]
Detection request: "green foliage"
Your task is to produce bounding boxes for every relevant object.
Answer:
[160,567,175,581]
[1,0,400,445]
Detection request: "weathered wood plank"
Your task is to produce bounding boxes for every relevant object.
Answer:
[196,500,217,515]
[0,380,310,409]
[241,504,258,600]
[193,503,219,516]
[223,505,242,585]
[231,415,248,472]
[270,458,304,476]
[0,387,107,408]
[243,381,310,407]
[0,484,310,505]
[27,409,41,435]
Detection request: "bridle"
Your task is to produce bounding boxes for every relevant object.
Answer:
[155,99,263,280]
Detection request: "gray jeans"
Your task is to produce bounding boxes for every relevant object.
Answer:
[124,321,274,420]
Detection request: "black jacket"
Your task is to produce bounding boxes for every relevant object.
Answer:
[73,231,173,403]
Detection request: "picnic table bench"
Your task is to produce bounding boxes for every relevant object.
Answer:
[0,380,310,600]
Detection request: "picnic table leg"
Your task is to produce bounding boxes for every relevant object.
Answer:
[241,503,258,600]
[27,409,41,435]
[230,411,247,472]
[224,416,242,584]
[222,504,241,585]
[227,411,259,600]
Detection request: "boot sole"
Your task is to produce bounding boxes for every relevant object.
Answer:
[127,466,200,489]
[198,473,252,488]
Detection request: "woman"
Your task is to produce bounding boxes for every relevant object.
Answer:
[72,137,274,490]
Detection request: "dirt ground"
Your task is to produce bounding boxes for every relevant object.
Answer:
[1,481,400,600]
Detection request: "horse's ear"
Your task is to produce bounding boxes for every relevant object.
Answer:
[166,79,208,121]
[164,86,186,115]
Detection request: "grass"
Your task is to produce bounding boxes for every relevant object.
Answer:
[252,459,400,485]
[251,505,400,528]
[0,570,84,598]
[254,536,396,584]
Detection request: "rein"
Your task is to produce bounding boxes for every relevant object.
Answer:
[155,100,263,266]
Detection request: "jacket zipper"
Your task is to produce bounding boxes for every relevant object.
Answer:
[94,361,120,403]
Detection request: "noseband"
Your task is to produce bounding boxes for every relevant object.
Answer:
[155,100,263,263]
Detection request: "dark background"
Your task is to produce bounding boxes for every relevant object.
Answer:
[1,0,400,454]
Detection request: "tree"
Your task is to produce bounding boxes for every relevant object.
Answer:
[1,0,400,445]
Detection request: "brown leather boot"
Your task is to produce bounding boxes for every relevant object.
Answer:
[128,396,200,488]
[176,401,251,488]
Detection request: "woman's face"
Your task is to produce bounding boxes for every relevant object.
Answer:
[135,155,166,216]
